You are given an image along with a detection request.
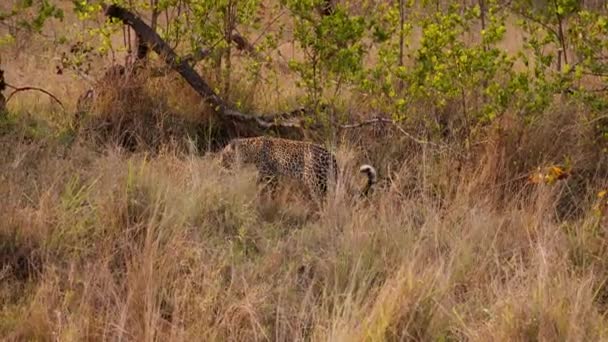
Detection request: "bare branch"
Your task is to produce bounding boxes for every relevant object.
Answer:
[339,116,450,150]
[5,83,65,110]
[509,7,560,39]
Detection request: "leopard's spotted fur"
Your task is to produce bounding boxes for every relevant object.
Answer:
[219,136,376,197]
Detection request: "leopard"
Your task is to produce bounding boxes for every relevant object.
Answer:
[218,136,377,198]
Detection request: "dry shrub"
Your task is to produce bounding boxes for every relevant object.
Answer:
[472,100,608,220]
[77,66,222,153]
[0,209,43,283]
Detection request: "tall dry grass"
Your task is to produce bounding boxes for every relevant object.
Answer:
[1,122,607,341]
[2,3,608,340]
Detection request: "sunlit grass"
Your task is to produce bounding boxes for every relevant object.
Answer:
[1,127,607,340]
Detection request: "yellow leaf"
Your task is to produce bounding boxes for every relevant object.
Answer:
[549,166,564,176]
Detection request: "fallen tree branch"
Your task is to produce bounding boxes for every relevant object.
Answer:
[103,4,303,133]
[5,83,65,110]
[104,5,226,109]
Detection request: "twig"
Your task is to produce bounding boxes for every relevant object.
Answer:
[252,9,287,46]
[339,116,449,150]
[5,83,65,110]
[510,7,559,38]
[70,68,96,84]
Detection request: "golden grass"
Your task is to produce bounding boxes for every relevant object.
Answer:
[2,3,608,340]
[1,125,607,340]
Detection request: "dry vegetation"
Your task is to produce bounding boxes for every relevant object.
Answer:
[2,99,608,340]
[2,1,608,341]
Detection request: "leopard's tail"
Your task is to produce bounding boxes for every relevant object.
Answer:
[359,164,377,196]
